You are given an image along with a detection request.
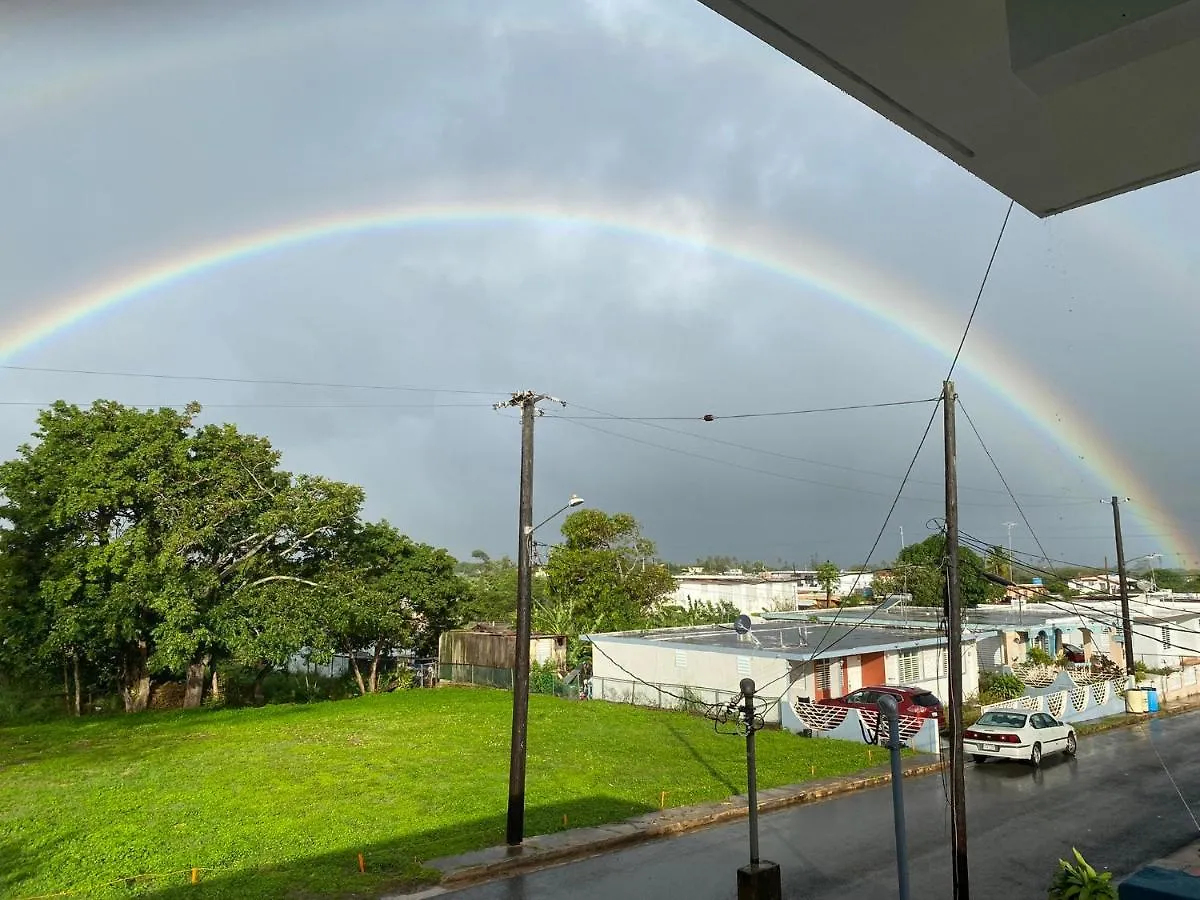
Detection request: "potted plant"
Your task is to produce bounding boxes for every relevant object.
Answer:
[1047,848,1116,900]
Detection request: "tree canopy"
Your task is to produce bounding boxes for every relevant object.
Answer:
[871,534,1005,609]
[0,401,468,712]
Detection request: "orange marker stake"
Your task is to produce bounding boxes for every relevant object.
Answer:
[191,868,199,884]
[358,853,366,873]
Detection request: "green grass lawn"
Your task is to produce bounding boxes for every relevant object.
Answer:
[1,688,890,899]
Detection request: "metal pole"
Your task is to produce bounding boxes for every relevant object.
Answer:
[506,393,537,846]
[1112,497,1136,677]
[741,677,760,866]
[878,694,910,900]
[944,380,970,900]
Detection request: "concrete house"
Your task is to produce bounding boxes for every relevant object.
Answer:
[586,619,979,727]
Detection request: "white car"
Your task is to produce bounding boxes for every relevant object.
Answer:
[963,708,1077,766]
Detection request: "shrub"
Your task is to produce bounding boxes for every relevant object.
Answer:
[529,661,561,696]
[1026,647,1055,668]
[978,672,1026,705]
[1047,848,1116,900]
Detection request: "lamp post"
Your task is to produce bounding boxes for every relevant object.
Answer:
[507,493,583,846]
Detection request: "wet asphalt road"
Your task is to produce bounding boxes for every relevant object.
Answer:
[446,712,1200,899]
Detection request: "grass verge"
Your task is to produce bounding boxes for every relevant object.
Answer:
[1,687,892,899]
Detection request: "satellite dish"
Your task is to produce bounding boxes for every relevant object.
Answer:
[734,615,753,635]
[1136,579,1153,592]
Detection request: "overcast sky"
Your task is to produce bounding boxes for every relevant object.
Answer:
[1,0,1198,571]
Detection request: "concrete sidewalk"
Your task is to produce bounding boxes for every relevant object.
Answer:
[1117,839,1200,898]
[395,755,944,896]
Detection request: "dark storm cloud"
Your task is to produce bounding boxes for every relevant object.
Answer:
[0,0,1197,566]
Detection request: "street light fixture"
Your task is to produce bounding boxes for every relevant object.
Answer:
[507,493,584,846]
[530,494,584,535]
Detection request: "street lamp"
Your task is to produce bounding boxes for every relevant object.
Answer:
[507,493,584,846]
[531,494,584,535]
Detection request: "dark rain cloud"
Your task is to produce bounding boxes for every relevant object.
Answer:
[0,0,1197,566]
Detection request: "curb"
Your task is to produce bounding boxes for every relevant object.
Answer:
[412,757,945,893]
[1074,697,1200,738]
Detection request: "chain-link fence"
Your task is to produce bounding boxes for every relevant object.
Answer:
[439,663,514,690]
[439,662,583,699]
[589,675,784,725]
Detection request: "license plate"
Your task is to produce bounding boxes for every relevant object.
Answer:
[982,744,999,752]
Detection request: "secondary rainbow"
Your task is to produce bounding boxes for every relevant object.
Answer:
[1,195,1192,563]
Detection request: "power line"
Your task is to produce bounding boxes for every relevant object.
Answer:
[0,400,494,410]
[563,400,1103,505]
[957,398,1056,568]
[754,203,1018,714]
[548,397,938,422]
[753,402,946,706]
[554,416,943,503]
[946,199,1016,379]
[0,363,500,396]
[552,414,1097,512]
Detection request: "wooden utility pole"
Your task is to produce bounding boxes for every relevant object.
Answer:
[1111,497,1136,676]
[944,380,970,899]
[494,390,557,846]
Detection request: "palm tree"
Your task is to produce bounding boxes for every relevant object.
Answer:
[815,561,841,608]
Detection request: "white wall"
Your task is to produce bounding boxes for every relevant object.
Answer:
[672,580,811,615]
[882,642,978,701]
[590,638,789,707]
[1132,616,1200,668]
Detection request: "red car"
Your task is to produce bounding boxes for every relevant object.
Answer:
[816,685,944,721]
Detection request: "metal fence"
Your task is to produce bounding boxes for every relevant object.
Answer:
[440,663,514,690]
[439,663,581,699]
[589,675,784,725]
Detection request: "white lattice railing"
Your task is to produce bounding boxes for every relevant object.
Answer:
[791,702,849,732]
[1013,662,1122,689]
[982,678,1123,718]
[1013,663,1057,687]
[858,708,926,743]
[983,693,1044,714]
[791,701,927,743]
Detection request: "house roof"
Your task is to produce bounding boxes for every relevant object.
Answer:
[768,604,1107,632]
[695,0,1200,216]
[584,621,979,661]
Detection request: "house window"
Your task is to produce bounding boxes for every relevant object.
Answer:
[898,650,921,683]
[1162,627,1172,648]
[815,660,831,693]
[737,656,752,676]
[674,650,687,668]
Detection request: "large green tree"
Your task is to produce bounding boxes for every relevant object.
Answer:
[314,521,470,693]
[872,534,1005,609]
[0,401,372,711]
[543,509,675,641]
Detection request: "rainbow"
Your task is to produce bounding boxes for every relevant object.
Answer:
[1,192,1193,564]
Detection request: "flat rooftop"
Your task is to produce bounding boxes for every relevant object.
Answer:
[770,604,1106,630]
[586,621,975,661]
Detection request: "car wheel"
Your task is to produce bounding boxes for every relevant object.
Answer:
[1065,733,1077,756]
[971,754,987,764]
[1030,742,1042,767]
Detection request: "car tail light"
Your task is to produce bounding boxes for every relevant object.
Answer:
[966,730,1020,744]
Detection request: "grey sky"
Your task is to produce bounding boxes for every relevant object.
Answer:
[1,0,1197,571]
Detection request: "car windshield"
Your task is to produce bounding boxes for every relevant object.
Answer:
[976,712,1027,728]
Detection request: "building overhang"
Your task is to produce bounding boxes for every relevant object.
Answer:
[695,0,1200,216]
